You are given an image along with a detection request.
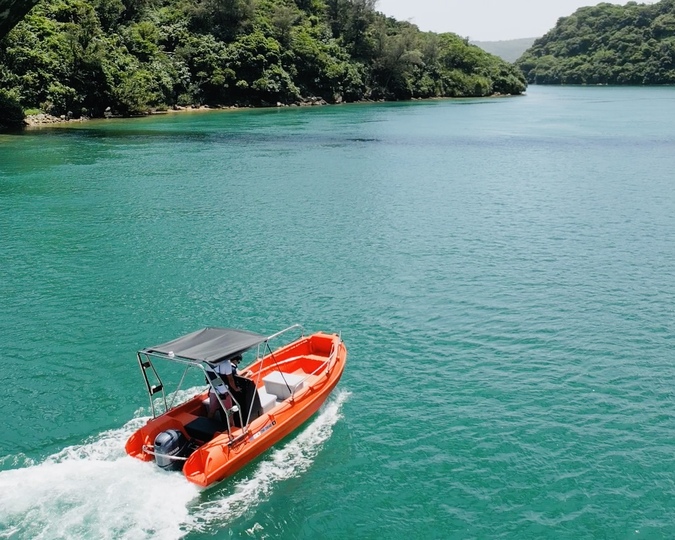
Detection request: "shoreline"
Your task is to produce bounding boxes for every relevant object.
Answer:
[23,98,334,126]
[23,93,522,127]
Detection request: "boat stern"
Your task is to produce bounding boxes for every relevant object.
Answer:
[125,428,154,462]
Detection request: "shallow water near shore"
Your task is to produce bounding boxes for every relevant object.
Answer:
[1,85,675,539]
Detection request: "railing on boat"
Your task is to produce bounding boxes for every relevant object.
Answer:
[136,351,246,436]
[134,324,341,445]
[135,325,306,436]
[252,333,341,403]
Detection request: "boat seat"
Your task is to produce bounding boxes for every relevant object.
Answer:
[258,388,277,413]
[263,371,305,400]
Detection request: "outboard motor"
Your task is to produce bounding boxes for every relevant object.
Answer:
[153,429,188,471]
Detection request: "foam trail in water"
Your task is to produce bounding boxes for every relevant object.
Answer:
[0,388,349,540]
[0,453,35,471]
[188,389,350,533]
[0,416,199,540]
[0,388,205,540]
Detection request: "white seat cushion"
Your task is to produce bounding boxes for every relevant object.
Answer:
[262,371,305,400]
[258,388,277,413]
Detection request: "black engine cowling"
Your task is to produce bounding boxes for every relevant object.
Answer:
[153,429,188,471]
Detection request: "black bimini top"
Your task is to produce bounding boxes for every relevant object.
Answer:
[141,327,266,364]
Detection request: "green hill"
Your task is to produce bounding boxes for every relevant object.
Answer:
[0,0,526,125]
[472,38,536,63]
[517,0,675,84]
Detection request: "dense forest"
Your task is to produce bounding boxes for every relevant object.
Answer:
[0,0,526,129]
[517,0,675,84]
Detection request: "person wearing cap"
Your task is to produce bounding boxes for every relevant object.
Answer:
[206,357,242,420]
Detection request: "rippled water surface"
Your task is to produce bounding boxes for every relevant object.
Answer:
[1,86,675,539]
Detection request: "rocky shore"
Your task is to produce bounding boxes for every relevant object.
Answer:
[24,113,89,126]
[22,98,330,126]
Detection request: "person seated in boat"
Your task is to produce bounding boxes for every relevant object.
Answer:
[205,357,242,420]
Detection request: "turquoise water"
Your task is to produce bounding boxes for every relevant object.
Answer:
[1,85,675,539]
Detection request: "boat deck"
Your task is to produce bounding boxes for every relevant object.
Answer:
[173,368,322,444]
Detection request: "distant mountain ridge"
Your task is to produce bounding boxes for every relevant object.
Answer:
[472,38,537,63]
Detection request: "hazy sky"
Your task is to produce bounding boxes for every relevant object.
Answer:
[376,0,656,41]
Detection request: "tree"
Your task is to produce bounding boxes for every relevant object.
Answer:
[0,0,526,124]
[517,0,675,85]
[0,88,25,129]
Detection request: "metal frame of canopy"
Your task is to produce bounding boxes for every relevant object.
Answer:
[135,324,305,438]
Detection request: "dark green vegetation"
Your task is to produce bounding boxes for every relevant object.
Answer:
[472,38,536,63]
[0,88,26,129]
[0,0,525,122]
[517,0,675,84]
[0,0,41,40]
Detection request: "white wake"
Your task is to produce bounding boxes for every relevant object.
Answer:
[0,389,348,540]
[187,389,349,532]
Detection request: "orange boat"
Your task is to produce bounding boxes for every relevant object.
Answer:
[125,324,347,487]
